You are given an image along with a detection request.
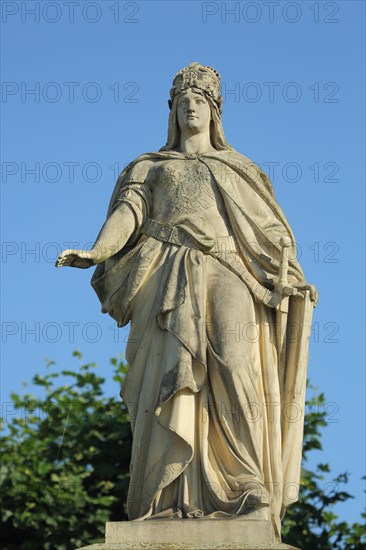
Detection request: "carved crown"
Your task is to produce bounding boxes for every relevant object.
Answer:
[169,62,222,113]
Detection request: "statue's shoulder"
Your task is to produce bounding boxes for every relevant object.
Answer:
[120,151,179,183]
[121,153,157,182]
[206,148,275,197]
[208,148,261,170]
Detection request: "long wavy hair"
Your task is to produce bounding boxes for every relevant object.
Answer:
[160,88,232,152]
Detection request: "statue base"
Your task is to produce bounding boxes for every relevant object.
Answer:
[76,518,300,549]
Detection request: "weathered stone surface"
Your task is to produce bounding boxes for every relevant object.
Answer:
[76,519,300,549]
[77,544,299,550]
[76,519,300,550]
[106,518,274,544]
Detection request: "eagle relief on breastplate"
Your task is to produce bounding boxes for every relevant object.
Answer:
[157,159,217,215]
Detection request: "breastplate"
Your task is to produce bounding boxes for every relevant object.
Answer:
[154,159,217,215]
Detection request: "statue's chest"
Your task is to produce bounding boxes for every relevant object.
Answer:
[153,160,217,214]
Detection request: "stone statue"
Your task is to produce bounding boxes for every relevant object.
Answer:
[56,63,317,542]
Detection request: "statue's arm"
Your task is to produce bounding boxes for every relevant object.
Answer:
[55,202,136,269]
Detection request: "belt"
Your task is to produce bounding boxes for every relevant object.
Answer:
[142,218,237,253]
[142,218,279,308]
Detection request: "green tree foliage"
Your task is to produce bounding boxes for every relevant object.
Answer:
[0,352,131,550]
[1,353,365,549]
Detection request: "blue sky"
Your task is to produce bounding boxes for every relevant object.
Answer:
[1,0,365,526]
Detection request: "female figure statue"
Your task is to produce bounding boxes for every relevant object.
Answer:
[56,63,317,539]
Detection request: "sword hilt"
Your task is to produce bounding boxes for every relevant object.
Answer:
[279,236,291,285]
[275,236,297,299]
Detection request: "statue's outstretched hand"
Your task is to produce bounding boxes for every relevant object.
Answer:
[55,249,96,269]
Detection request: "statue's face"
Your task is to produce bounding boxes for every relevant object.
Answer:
[177,88,211,134]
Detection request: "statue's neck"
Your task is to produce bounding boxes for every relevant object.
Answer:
[178,131,215,155]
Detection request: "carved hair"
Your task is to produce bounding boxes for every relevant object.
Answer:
[160,88,231,152]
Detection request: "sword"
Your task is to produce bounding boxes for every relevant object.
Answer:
[275,237,297,394]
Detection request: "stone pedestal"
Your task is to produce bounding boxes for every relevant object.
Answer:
[77,518,300,549]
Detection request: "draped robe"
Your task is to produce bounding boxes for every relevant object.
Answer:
[91,149,313,538]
